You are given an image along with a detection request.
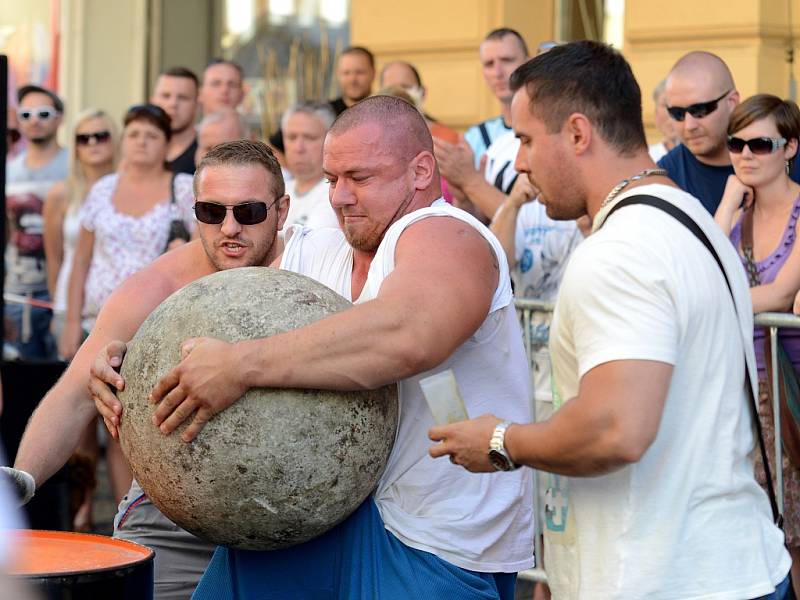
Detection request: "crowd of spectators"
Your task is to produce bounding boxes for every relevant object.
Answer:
[5,26,800,600]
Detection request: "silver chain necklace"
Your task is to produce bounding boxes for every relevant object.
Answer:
[600,168,668,209]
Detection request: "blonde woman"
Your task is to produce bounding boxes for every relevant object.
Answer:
[44,109,119,352]
[41,109,118,531]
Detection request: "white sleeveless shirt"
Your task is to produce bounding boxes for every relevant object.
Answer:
[281,200,534,572]
[54,207,82,313]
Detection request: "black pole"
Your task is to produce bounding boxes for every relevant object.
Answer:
[0,55,7,349]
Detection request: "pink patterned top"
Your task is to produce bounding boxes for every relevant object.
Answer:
[79,172,195,329]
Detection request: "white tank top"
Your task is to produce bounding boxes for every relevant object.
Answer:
[281,199,534,572]
[54,208,82,312]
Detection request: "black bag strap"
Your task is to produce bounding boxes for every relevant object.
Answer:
[604,194,783,528]
[478,122,491,149]
[169,172,177,206]
[740,208,762,287]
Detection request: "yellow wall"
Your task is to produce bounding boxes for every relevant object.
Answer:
[351,0,555,131]
[59,0,149,136]
[626,0,800,143]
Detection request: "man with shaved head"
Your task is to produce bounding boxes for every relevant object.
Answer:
[380,60,427,107]
[194,107,249,165]
[102,95,534,598]
[659,51,800,213]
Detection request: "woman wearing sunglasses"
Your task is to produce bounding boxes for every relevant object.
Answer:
[715,93,800,592]
[43,109,119,355]
[41,109,119,532]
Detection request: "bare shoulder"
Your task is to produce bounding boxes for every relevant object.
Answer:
[44,181,68,213]
[397,215,497,266]
[95,257,184,334]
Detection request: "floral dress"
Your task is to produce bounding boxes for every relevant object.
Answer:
[79,172,195,330]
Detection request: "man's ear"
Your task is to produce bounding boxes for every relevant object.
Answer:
[275,194,290,231]
[412,150,437,190]
[564,112,592,156]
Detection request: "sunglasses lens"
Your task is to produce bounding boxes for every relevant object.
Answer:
[233,203,269,225]
[18,110,32,121]
[194,202,271,225]
[77,131,112,145]
[37,108,53,120]
[727,137,746,153]
[194,202,227,224]
[667,107,686,122]
[687,101,716,119]
[748,138,774,154]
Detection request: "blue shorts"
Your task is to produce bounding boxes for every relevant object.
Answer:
[191,498,516,600]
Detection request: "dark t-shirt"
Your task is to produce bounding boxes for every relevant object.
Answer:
[268,97,350,153]
[167,137,198,175]
[328,97,348,116]
[658,143,800,214]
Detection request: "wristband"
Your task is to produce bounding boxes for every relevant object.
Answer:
[0,466,36,505]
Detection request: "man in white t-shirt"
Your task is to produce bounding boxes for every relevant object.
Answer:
[430,41,791,600]
[280,101,338,232]
[135,95,533,599]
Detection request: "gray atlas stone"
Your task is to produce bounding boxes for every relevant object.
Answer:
[117,267,399,550]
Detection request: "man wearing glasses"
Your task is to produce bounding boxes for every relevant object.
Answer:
[658,51,800,214]
[6,140,289,600]
[5,85,69,359]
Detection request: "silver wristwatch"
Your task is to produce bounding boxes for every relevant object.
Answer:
[488,421,520,472]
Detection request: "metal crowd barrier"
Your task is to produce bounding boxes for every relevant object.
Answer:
[513,300,800,585]
[755,311,800,514]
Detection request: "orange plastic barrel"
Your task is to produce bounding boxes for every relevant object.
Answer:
[8,530,154,599]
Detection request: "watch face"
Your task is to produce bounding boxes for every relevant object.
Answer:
[488,449,512,471]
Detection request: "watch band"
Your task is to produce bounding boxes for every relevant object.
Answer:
[489,420,519,471]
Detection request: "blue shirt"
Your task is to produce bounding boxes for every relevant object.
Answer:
[658,143,800,214]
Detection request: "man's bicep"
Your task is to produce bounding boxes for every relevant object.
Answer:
[383,219,498,350]
[89,273,174,346]
[578,359,674,453]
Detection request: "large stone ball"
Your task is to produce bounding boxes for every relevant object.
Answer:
[117,267,399,550]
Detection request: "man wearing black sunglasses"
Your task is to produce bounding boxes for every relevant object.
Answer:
[658,52,800,214]
[5,84,69,360]
[7,140,289,599]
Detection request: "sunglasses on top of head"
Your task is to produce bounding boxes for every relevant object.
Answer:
[194,199,280,225]
[726,136,788,155]
[76,130,112,145]
[666,90,731,122]
[17,106,60,122]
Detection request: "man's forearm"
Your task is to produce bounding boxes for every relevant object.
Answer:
[504,395,642,477]
[14,377,99,486]
[238,297,441,392]
[489,199,521,267]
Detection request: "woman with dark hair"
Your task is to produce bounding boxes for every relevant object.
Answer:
[62,104,195,504]
[715,93,800,591]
